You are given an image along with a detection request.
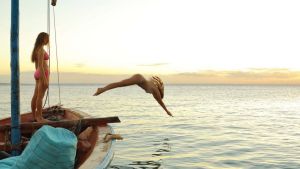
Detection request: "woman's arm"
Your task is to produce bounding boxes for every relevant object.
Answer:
[152,88,173,117]
[37,49,48,86]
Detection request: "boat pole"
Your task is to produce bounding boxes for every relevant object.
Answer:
[10,0,21,156]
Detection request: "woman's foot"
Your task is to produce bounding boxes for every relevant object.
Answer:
[35,117,50,123]
[32,112,36,122]
[93,88,104,96]
[103,133,123,143]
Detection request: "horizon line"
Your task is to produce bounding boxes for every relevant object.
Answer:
[1,69,300,85]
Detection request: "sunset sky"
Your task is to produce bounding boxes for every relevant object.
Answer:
[1,0,300,84]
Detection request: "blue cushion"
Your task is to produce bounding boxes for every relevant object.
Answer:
[0,157,18,168]
[0,125,77,169]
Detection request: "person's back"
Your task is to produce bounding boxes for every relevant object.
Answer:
[93,74,173,116]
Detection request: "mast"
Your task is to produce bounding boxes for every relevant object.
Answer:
[10,0,21,155]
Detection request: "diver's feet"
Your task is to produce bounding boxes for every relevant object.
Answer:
[35,117,50,123]
[103,133,123,143]
[93,88,104,96]
[32,112,36,122]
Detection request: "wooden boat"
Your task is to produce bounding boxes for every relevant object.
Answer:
[0,105,121,169]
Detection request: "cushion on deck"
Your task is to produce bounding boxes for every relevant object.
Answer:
[0,125,77,169]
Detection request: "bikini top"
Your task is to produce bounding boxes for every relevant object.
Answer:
[44,52,49,60]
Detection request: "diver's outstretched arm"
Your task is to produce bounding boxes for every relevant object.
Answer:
[152,88,173,117]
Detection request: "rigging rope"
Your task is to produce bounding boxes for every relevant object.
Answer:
[43,0,61,107]
[43,0,51,108]
[52,6,62,105]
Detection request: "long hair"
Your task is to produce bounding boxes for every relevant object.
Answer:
[152,76,164,99]
[31,32,49,63]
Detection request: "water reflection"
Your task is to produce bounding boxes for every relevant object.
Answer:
[152,138,171,157]
[110,160,161,169]
[110,138,171,169]
[129,160,161,168]
[110,165,135,169]
[152,148,170,156]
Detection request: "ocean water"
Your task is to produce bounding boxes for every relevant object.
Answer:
[1,84,300,169]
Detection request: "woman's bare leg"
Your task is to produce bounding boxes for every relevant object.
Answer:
[35,81,49,122]
[93,74,146,96]
[31,80,38,120]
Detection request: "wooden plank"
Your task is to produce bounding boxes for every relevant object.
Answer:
[0,116,120,133]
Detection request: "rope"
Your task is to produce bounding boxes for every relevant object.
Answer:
[43,0,51,108]
[52,6,62,105]
[43,0,62,107]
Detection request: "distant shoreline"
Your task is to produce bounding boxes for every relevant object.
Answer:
[2,69,300,85]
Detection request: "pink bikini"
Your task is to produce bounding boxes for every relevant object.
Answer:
[44,52,49,60]
[34,52,49,80]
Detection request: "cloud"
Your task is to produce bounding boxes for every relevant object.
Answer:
[167,68,300,84]
[74,63,85,68]
[224,69,299,79]
[137,63,168,67]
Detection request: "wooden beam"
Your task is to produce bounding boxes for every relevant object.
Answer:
[0,116,121,133]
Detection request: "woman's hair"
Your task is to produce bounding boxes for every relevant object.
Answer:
[31,32,49,63]
[152,76,164,99]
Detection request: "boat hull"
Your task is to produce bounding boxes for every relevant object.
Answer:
[0,106,117,169]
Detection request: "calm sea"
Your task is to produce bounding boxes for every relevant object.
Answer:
[1,84,300,169]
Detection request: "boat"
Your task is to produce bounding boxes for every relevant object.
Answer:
[0,105,121,168]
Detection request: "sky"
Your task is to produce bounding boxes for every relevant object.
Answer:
[1,0,300,84]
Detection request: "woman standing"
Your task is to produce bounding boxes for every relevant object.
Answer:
[30,32,50,122]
